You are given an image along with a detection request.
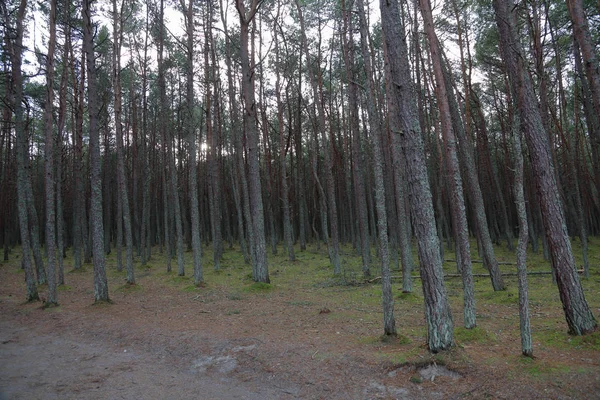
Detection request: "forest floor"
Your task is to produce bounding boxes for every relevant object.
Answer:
[1,240,600,399]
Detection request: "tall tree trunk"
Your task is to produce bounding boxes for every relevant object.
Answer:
[493,0,596,335]
[236,0,269,283]
[441,57,505,291]
[56,11,70,286]
[511,107,533,357]
[181,0,202,284]
[83,0,109,302]
[567,0,600,161]
[295,0,341,274]
[419,0,477,328]
[341,0,370,277]
[43,0,58,306]
[205,3,223,271]
[342,0,394,334]
[113,0,135,284]
[2,0,39,302]
[71,38,86,271]
[274,6,295,262]
[219,0,251,264]
[380,0,453,352]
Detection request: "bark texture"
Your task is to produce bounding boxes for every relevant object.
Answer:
[493,0,596,335]
[380,0,453,351]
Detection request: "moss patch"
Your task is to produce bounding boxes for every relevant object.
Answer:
[244,282,273,293]
[455,326,497,344]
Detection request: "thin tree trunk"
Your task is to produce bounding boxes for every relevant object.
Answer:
[441,57,505,291]
[511,107,533,357]
[113,0,134,284]
[219,0,251,264]
[180,0,202,284]
[83,0,109,302]
[274,6,295,262]
[341,0,370,278]
[2,0,39,302]
[419,0,477,328]
[493,0,596,335]
[236,0,269,283]
[295,0,341,274]
[43,0,58,306]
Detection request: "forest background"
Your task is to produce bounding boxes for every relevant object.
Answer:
[1,0,600,385]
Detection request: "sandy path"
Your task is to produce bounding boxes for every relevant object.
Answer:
[0,321,287,400]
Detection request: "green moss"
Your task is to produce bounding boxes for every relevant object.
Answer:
[454,326,497,344]
[479,289,519,305]
[57,284,72,291]
[169,275,191,285]
[518,358,571,377]
[244,282,273,292]
[182,284,204,292]
[536,328,600,351]
[571,331,600,350]
[396,291,422,303]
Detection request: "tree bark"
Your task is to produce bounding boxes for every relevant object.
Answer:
[2,0,39,302]
[43,0,58,306]
[235,0,269,283]
[419,0,477,328]
[511,109,533,357]
[493,0,596,335]
[274,5,295,262]
[341,0,370,278]
[380,0,453,351]
[83,0,109,302]
[113,0,135,285]
[295,0,341,274]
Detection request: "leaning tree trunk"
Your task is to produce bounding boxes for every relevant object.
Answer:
[441,58,505,292]
[493,0,596,335]
[567,0,600,156]
[380,0,453,352]
[419,0,477,328]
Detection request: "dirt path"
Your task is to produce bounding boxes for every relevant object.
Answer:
[0,322,284,400]
[0,265,436,400]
